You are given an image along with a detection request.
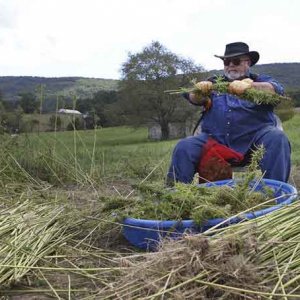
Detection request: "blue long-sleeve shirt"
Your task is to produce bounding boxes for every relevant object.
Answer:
[185,73,285,154]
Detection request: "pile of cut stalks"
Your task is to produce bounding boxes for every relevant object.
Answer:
[0,148,299,299]
[100,146,276,225]
[97,199,300,299]
[1,184,299,299]
[0,199,83,288]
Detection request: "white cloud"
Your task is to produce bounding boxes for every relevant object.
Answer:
[0,0,299,78]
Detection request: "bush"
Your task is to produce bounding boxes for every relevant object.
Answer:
[49,115,62,131]
[66,117,84,131]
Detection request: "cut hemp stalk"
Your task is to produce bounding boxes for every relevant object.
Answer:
[166,76,292,106]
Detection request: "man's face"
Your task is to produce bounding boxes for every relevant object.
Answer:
[223,55,251,80]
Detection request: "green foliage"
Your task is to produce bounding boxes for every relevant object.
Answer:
[119,41,205,140]
[1,99,17,111]
[49,115,62,131]
[104,146,270,224]
[0,126,172,184]
[66,117,84,131]
[0,101,6,133]
[0,113,299,187]
[252,63,300,89]
[22,118,40,133]
[0,77,118,100]
[286,88,300,107]
[275,100,295,122]
[0,107,24,133]
[63,78,118,98]
[76,90,120,127]
[19,92,38,113]
[284,113,300,164]
[100,175,274,225]
[0,63,299,118]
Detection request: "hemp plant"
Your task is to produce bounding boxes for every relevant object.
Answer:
[166,76,292,106]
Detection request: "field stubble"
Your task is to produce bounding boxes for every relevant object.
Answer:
[0,115,299,299]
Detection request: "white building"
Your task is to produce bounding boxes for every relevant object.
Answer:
[57,109,82,115]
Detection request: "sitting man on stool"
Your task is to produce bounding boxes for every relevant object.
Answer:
[166,42,291,186]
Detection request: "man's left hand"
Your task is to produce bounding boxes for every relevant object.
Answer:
[228,79,253,95]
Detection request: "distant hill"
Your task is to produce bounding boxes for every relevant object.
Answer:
[252,63,300,89]
[0,76,119,102]
[0,63,299,103]
[207,63,300,90]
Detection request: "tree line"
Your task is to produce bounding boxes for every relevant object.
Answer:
[0,41,207,139]
[0,41,299,139]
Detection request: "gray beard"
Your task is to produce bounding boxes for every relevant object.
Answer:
[224,70,246,80]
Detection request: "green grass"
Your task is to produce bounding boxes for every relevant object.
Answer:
[2,113,299,186]
[22,113,76,132]
[62,78,118,98]
[1,126,176,185]
[283,113,300,164]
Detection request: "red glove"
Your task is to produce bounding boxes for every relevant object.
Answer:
[197,138,244,183]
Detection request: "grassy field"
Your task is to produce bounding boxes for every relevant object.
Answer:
[3,126,176,186]
[5,113,300,185]
[22,113,84,132]
[0,114,299,298]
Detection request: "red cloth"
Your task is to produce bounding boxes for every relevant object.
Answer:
[197,138,244,183]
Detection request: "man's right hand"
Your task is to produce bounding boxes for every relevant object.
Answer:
[189,81,212,105]
[195,81,213,95]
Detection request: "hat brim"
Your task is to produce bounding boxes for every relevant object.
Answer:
[214,51,259,66]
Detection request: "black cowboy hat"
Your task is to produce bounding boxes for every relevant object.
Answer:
[214,42,259,66]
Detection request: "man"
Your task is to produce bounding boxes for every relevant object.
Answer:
[167,42,291,185]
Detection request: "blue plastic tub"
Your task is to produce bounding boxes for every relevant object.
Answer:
[122,179,298,250]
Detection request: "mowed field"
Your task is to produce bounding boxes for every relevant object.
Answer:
[8,112,300,186]
[0,113,299,298]
[4,126,176,185]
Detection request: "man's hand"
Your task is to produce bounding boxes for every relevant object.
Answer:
[189,81,212,105]
[228,79,253,95]
[241,78,254,85]
[195,81,213,95]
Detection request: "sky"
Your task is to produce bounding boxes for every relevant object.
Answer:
[0,0,299,79]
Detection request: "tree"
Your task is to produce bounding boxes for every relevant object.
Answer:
[66,117,84,131]
[1,105,24,133]
[19,92,38,113]
[1,100,17,112]
[119,41,205,139]
[0,101,6,134]
[76,90,120,127]
[49,115,62,131]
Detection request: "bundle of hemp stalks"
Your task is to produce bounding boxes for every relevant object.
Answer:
[100,146,275,226]
[166,77,293,106]
[97,199,300,299]
[0,200,78,287]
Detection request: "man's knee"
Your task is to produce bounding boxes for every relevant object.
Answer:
[173,135,208,158]
[174,138,190,154]
[260,129,290,150]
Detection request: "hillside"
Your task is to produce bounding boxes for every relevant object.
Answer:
[0,76,119,102]
[252,63,300,89]
[208,62,300,89]
[0,63,299,104]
